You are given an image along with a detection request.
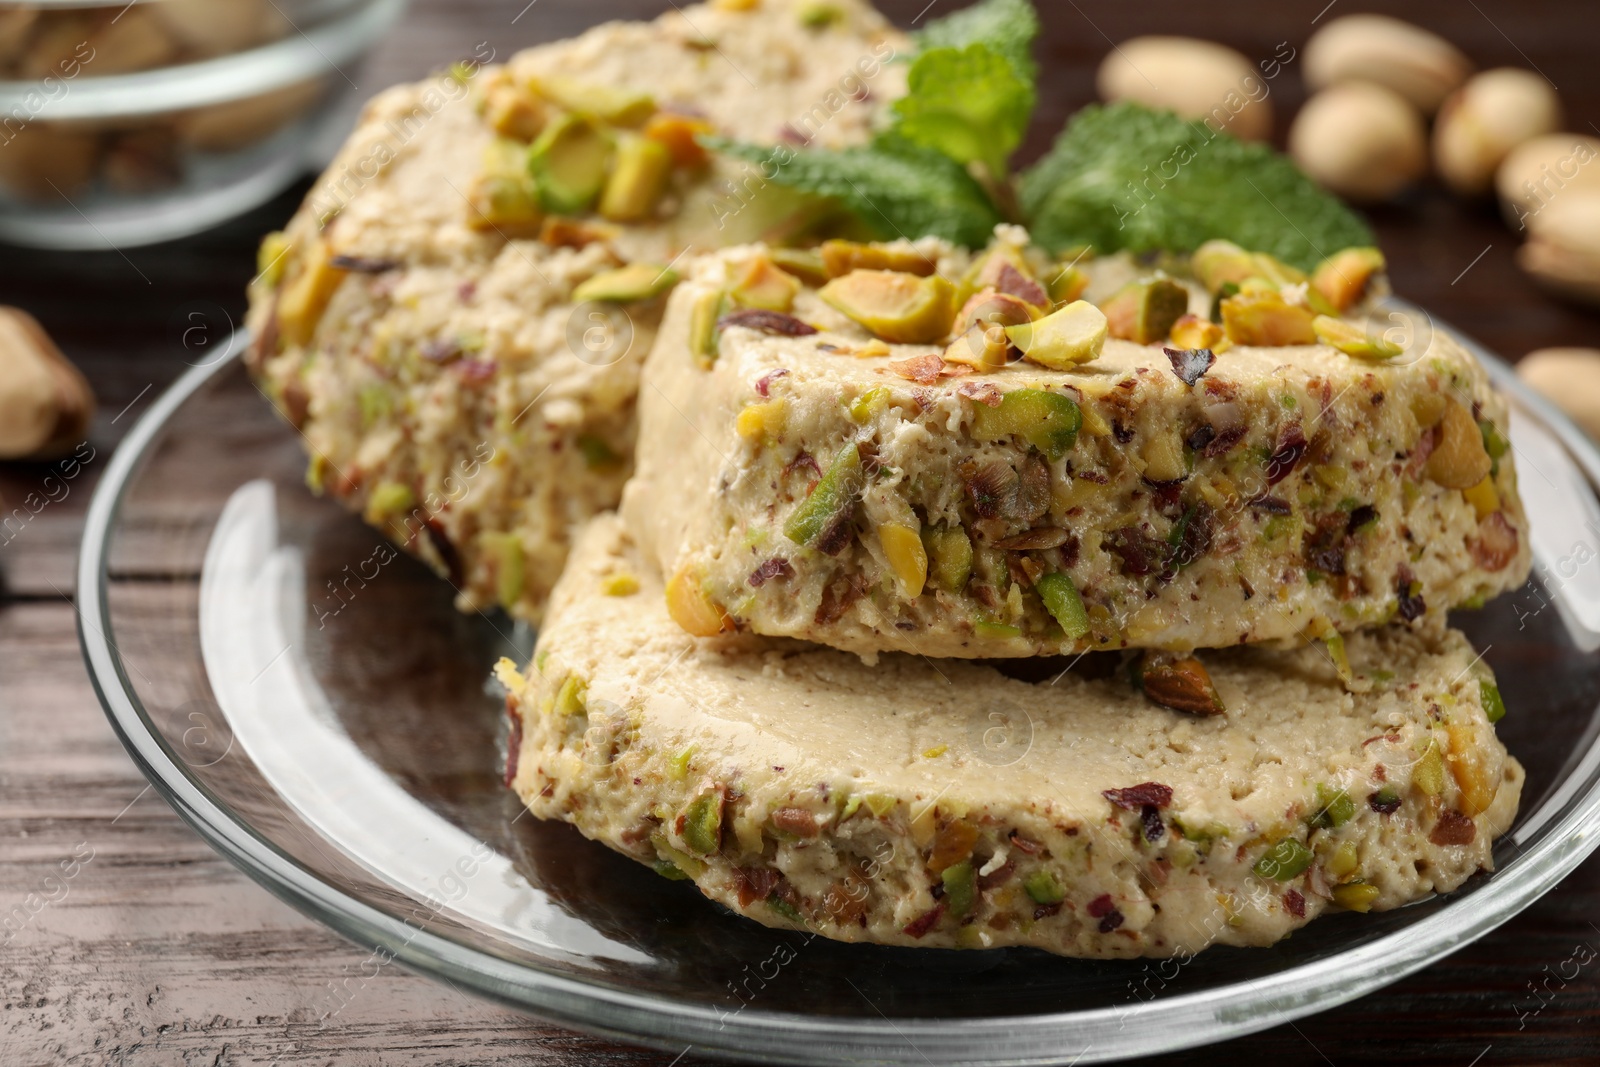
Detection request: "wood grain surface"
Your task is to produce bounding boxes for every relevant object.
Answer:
[4,1,1600,1064]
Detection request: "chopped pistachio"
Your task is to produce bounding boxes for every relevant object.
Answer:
[598,134,673,222]
[1462,475,1500,518]
[535,77,655,126]
[943,325,1012,371]
[642,112,714,169]
[952,289,1037,339]
[864,793,898,818]
[601,573,640,596]
[363,481,415,523]
[798,0,844,27]
[277,240,350,347]
[1330,881,1381,912]
[1426,398,1494,489]
[681,791,724,855]
[1312,314,1402,360]
[486,532,525,610]
[552,674,586,717]
[665,566,731,637]
[849,385,890,423]
[1480,679,1506,724]
[1035,572,1090,639]
[974,620,1023,640]
[1311,247,1386,312]
[736,398,787,441]
[1100,278,1190,345]
[1253,838,1313,881]
[1191,239,1262,292]
[527,113,614,214]
[572,263,680,304]
[256,231,290,289]
[729,255,801,312]
[1220,290,1317,346]
[819,239,936,278]
[577,434,623,469]
[1005,300,1107,369]
[669,745,695,780]
[482,84,547,142]
[784,442,863,548]
[1169,313,1225,351]
[968,387,1082,460]
[652,859,691,880]
[767,247,830,287]
[1138,653,1226,716]
[878,522,928,598]
[941,861,977,917]
[921,524,974,595]
[1046,264,1089,304]
[1307,784,1356,829]
[1022,869,1064,905]
[1326,839,1360,880]
[689,288,728,367]
[818,270,957,344]
[1413,740,1447,796]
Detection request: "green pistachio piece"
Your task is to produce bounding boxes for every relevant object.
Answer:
[364,481,415,522]
[681,791,724,855]
[784,442,863,548]
[485,532,525,611]
[1312,314,1402,360]
[535,77,655,126]
[1220,291,1317,346]
[1099,278,1190,345]
[969,387,1082,461]
[1480,680,1506,724]
[1311,247,1386,311]
[1253,838,1314,881]
[921,523,974,595]
[767,247,830,287]
[652,859,691,880]
[689,288,728,366]
[941,861,977,917]
[527,113,614,215]
[572,263,679,304]
[256,231,289,289]
[598,134,673,222]
[1035,572,1089,640]
[1307,784,1355,829]
[1005,300,1107,368]
[818,269,957,344]
[1330,881,1380,912]
[798,0,844,27]
[730,254,802,312]
[1022,869,1064,905]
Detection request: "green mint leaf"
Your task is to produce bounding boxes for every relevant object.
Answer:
[1018,102,1373,270]
[892,43,1035,177]
[914,0,1039,82]
[705,136,1003,248]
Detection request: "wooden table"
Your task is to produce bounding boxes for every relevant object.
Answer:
[4,1,1600,1063]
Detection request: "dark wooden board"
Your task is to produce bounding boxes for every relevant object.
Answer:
[4,1,1600,1064]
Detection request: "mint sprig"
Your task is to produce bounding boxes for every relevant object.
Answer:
[701,0,1373,269]
[1018,102,1372,269]
[708,136,1003,248]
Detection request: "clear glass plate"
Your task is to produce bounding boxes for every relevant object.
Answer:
[79,321,1600,1065]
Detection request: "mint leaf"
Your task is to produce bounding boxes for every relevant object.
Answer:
[892,43,1034,177]
[706,136,1003,248]
[914,0,1039,82]
[1019,102,1372,270]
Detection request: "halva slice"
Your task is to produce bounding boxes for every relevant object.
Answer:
[499,514,1523,959]
[245,0,906,621]
[622,236,1531,657]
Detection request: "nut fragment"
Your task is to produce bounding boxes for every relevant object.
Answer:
[1434,69,1563,197]
[1139,653,1226,716]
[1100,278,1190,345]
[1516,347,1600,440]
[1310,247,1387,312]
[665,566,732,637]
[1004,301,1107,369]
[1425,398,1493,490]
[818,270,956,344]
[1096,36,1272,142]
[1304,14,1472,115]
[1289,82,1428,202]
[0,307,94,459]
[1219,290,1316,346]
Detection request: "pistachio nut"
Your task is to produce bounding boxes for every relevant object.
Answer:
[1304,14,1472,115]
[0,306,94,460]
[1096,36,1272,142]
[1289,82,1428,202]
[1496,133,1600,231]
[1517,347,1600,440]
[1434,68,1562,197]
[1518,191,1600,306]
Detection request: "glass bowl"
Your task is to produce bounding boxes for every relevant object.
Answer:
[78,319,1600,1064]
[0,0,406,249]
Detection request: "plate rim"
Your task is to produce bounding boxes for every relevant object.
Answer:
[77,313,1600,1065]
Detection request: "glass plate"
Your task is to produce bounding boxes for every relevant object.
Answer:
[79,319,1600,1065]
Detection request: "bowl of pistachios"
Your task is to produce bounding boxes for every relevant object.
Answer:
[0,0,407,249]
